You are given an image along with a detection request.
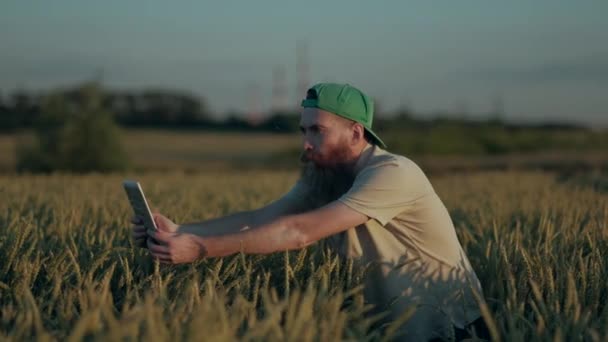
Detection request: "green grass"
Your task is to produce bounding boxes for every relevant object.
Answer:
[0,170,607,341]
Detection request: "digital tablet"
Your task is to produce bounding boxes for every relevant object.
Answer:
[123,180,158,231]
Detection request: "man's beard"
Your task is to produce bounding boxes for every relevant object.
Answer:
[299,144,356,208]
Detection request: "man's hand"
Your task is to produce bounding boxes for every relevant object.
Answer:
[146,230,206,264]
[131,212,178,248]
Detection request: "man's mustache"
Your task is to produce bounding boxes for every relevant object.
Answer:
[300,151,314,164]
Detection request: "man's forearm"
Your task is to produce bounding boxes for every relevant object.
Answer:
[195,216,311,258]
[178,210,256,237]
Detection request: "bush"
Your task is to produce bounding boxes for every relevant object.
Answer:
[16,83,129,173]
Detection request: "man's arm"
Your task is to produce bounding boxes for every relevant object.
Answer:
[177,210,255,236]
[149,201,369,260]
[177,191,311,237]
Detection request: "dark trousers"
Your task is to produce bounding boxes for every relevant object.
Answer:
[429,317,492,341]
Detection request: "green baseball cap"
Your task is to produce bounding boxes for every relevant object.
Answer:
[300,82,386,149]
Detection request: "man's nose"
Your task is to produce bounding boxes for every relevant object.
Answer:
[303,139,314,151]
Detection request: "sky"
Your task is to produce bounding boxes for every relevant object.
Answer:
[1,1,607,126]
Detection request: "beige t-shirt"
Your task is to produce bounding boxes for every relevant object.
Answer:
[284,144,484,341]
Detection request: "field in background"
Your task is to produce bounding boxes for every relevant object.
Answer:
[0,170,607,340]
[0,129,606,174]
[0,130,300,172]
[0,134,17,171]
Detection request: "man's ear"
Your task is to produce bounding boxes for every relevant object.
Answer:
[351,123,365,144]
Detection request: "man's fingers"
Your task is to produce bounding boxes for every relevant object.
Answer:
[133,231,147,239]
[133,225,146,233]
[132,228,147,239]
[133,229,147,236]
[147,229,172,243]
[147,235,172,263]
[147,238,170,254]
[133,222,147,248]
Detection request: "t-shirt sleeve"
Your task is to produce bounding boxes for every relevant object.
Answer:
[338,162,429,226]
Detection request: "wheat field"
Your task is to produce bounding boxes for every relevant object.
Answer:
[0,170,607,341]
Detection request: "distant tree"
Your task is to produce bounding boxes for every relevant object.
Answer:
[16,82,129,173]
[260,112,300,133]
[0,98,18,132]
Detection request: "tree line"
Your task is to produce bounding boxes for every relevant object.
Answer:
[0,83,303,133]
[0,82,592,134]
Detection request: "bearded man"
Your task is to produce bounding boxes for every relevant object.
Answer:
[132,83,488,341]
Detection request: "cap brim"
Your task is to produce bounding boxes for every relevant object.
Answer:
[365,128,387,149]
[301,99,318,107]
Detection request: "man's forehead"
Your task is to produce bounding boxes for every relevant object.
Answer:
[300,108,337,126]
